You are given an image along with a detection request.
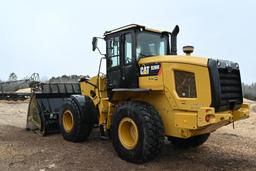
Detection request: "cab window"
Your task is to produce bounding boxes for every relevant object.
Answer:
[124,33,132,64]
[107,37,120,67]
[136,32,168,59]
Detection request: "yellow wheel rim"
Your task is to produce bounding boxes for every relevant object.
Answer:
[63,110,74,133]
[118,117,139,150]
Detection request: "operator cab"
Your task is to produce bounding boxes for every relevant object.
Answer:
[93,24,179,97]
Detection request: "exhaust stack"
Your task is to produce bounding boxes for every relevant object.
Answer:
[170,25,180,55]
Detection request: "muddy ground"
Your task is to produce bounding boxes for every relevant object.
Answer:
[0,100,255,171]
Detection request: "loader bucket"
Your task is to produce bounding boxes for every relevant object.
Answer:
[26,83,81,136]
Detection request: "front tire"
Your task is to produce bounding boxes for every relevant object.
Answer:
[112,101,164,163]
[59,97,95,142]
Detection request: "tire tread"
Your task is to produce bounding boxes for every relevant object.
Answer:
[112,101,164,163]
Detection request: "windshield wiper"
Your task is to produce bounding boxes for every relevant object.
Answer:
[138,53,153,57]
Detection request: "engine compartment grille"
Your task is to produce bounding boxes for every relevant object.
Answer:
[208,59,243,112]
[218,68,243,111]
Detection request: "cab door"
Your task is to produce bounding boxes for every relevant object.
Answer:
[120,32,138,88]
[106,36,122,90]
[106,32,138,91]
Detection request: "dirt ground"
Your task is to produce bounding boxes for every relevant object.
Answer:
[0,100,255,171]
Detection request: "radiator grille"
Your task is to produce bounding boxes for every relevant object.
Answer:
[218,68,243,110]
[208,59,243,112]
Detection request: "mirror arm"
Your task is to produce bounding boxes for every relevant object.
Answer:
[96,56,106,98]
[96,47,106,56]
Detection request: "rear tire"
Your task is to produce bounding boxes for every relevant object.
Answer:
[112,101,164,163]
[59,97,95,142]
[169,133,210,149]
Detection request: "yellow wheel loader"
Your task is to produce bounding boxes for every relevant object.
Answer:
[26,24,250,163]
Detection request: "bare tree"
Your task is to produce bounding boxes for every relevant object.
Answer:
[9,72,18,81]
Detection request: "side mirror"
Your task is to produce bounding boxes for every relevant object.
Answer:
[92,37,98,51]
[92,36,106,56]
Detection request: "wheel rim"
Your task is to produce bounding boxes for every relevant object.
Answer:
[118,117,139,150]
[63,110,74,133]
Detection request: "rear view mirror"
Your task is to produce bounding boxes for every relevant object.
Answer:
[92,36,106,56]
[92,37,98,51]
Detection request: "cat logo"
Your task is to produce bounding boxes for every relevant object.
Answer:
[140,66,150,75]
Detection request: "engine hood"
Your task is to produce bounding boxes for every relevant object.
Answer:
[138,55,208,67]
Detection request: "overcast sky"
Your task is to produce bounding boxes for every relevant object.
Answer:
[0,0,255,83]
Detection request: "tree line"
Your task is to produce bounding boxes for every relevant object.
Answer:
[48,75,85,83]
[1,72,256,100]
[243,83,256,100]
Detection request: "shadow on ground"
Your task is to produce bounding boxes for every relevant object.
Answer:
[0,125,255,171]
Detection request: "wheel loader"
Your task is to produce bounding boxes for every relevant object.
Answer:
[26,24,250,163]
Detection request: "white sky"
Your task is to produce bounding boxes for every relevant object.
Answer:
[0,0,255,83]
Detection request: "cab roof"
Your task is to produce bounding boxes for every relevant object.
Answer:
[104,24,169,36]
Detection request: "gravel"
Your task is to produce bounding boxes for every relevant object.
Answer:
[0,100,255,171]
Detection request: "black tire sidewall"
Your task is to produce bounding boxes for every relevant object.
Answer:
[59,100,81,141]
[112,105,144,162]
[112,101,164,163]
